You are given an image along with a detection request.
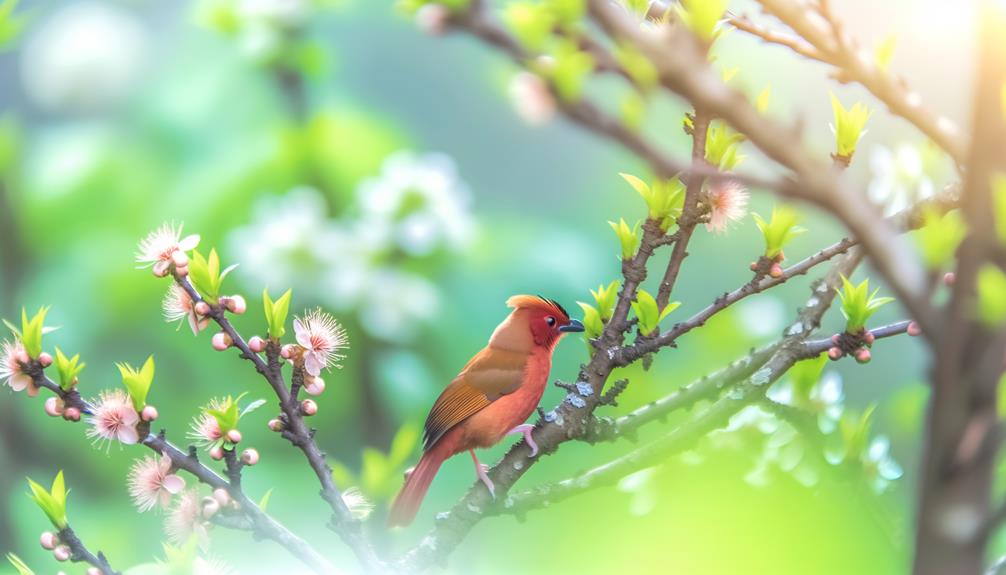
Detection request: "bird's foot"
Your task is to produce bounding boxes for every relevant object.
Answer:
[508,423,538,457]
[470,449,496,499]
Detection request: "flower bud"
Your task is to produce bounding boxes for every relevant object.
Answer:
[40,531,58,550]
[209,446,225,460]
[226,429,242,444]
[248,336,267,353]
[862,331,876,345]
[907,321,922,337]
[213,487,232,507]
[63,407,81,422]
[194,301,211,315]
[141,405,159,422]
[268,418,284,432]
[201,496,220,519]
[301,399,318,416]
[416,3,450,36]
[87,568,102,575]
[304,376,326,396]
[38,352,53,367]
[241,448,260,466]
[152,260,171,277]
[855,348,872,364]
[831,334,840,345]
[280,344,296,359]
[44,397,64,417]
[171,250,189,268]
[944,272,956,286]
[769,263,784,278]
[212,332,232,351]
[53,545,71,562]
[225,295,247,315]
[749,262,758,271]
[175,264,189,278]
[827,347,843,361]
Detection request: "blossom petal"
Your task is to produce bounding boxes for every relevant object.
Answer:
[178,234,201,251]
[304,354,323,377]
[117,425,139,445]
[153,260,171,275]
[9,372,31,391]
[162,474,186,494]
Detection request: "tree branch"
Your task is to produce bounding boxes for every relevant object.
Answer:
[57,525,120,575]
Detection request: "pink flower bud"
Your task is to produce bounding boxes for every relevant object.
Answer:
[38,352,53,367]
[63,407,81,422]
[415,3,450,36]
[175,264,189,278]
[40,531,58,550]
[53,545,70,562]
[171,250,189,267]
[749,262,758,271]
[44,397,64,417]
[225,295,247,315]
[248,336,267,353]
[241,448,260,466]
[152,260,171,277]
[862,331,876,345]
[201,496,220,519]
[769,263,784,278]
[301,399,318,416]
[280,344,296,359]
[827,347,843,361]
[268,418,284,432]
[304,376,326,396]
[831,334,840,345]
[209,446,225,460]
[87,568,102,575]
[944,272,956,286]
[194,301,211,315]
[226,429,242,444]
[212,332,232,351]
[213,487,232,507]
[855,348,872,364]
[907,321,922,337]
[141,405,159,422]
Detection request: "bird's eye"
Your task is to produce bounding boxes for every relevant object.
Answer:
[546,316,556,326]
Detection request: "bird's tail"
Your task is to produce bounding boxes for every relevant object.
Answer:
[387,437,453,528]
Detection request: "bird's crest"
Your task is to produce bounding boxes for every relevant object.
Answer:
[506,294,570,321]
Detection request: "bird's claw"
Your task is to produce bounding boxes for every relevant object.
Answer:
[508,423,538,458]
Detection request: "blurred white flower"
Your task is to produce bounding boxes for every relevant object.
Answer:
[358,269,439,341]
[868,143,937,215]
[736,296,784,338]
[21,2,147,113]
[768,371,845,434]
[862,436,904,493]
[357,151,474,256]
[616,468,657,516]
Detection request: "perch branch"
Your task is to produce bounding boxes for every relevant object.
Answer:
[57,525,120,575]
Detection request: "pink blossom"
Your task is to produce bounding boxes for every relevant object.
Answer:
[128,454,186,512]
[705,181,749,234]
[1,339,36,394]
[165,489,209,549]
[162,284,209,335]
[508,72,556,126]
[293,309,348,377]
[136,222,200,275]
[188,399,225,449]
[87,389,140,448]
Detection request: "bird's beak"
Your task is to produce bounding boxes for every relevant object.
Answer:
[559,319,585,333]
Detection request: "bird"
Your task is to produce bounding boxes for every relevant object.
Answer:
[387,295,584,527]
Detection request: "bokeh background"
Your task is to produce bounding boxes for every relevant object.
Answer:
[0,0,982,573]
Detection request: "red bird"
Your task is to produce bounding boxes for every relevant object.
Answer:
[387,295,584,527]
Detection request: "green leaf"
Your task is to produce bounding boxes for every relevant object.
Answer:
[264,288,293,340]
[755,87,771,115]
[830,92,872,158]
[188,249,234,304]
[389,422,420,466]
[705,121,746,170]
[545,0,585,26]
[117,355,155,411]
[502,2,555,52]
[26,471,68,529]
[788,354,828,403]
[0,0,25,52]
[20,306,50,359]
[630,289,675,336]
[6,553,34,575]
[54,348,85,392]
[589,280,620,321]
[608,218,640,261]
[576,302,604,339]
[916,207,966,269]
[258,488,273,512]
[616,44,658,91]
[977,265,1006,326]
[549,40,594,102]
[837,276,894,333]
[241,398,267,418]
[839,404,877,462]
[675,0,728,43]
[752,206,806,259]
[874,35,897,71]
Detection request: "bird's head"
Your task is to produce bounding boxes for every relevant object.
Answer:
[494,295,584,351]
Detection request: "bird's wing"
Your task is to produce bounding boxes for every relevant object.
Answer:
[422,347,528,450]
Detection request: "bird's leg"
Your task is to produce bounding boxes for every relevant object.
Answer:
[469,449,495,499]
[507,423,538,457]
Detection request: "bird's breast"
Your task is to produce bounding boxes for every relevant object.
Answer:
[459,350,552,449]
